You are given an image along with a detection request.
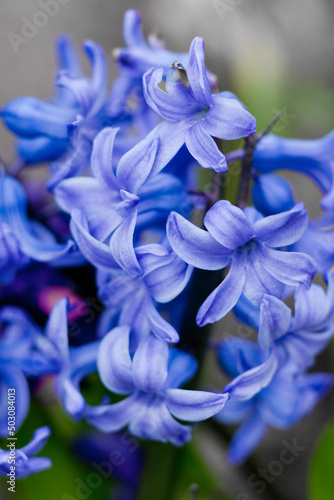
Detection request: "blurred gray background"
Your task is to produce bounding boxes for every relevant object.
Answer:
[1,0,334,164]
[0,1,333,499]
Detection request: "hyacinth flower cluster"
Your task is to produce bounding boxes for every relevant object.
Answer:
[0,7,333,488]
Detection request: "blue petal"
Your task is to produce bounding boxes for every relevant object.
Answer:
[252,174,295,216]
[204,200,254,250]
[167,211,231,270]
[110,210,143,277]
[123,9,146,47]
[117,136,160,194]
[143,68,198,122]
[196,254,247,326]
[91,127,119,190]
[97,326,135,394]
[86,393,139,433]
[45,297,69,362]
[228,413,267,465]
[233,294,260,330]
[0,366,29,437]
[185,122,228,172]
[1,97,74,139]
[292,272,334,331]
[55,177,120,241]
[203,95,256,140]
[166,389,229,421]
[224,351,279,401]
[243,248,287,306]
[186,37,212,105]
[215,399,251,425]
[70,209,119,270]
[56,34,82,79]
[217,338,266,378]
[17,136,68,164]
[143,252,193,304]
[258,295,292,350]
[133,335,169,393]
[282,326,334,370]
[145,297,180,343]
[143,121,190,178]
[164,348,198,389]
[259,245,317,288]
[21,426,51,457]
[253,202,308,248]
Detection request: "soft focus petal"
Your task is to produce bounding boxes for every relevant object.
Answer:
[258,295,292,350]
[166,389,229,421]
[97,326,135,395]
[228,413,267,465]
[224,351,279,401]
[167,212,231,270]
[133,335,169,393]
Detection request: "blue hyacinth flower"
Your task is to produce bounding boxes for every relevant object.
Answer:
[143,37,256,172]
[253,130,334,211]
[108,9,216,121]
[167,200,317,326]
[216,338,333,464]
[55,127,190,277]
[96,243,192,346]
[86,328,229,445]
[0,427,51,478]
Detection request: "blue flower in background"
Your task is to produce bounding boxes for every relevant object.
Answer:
[0,427,51,478]
[0,305,57,437]
[0,222,29,284]
[0,174,79,271]
[96,243,192,346]
[293,211,334,273]
[234,272,334,368]
[49,40,109,189]
[216,337,333,464]
[55,127,190,277]
[0,35,82,165]
[143,37,256,172]
[253,131,334,211]
[86,328,229,445]
[167,200,316,326]
[43,298,100,420]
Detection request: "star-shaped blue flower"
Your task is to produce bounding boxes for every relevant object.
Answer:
[167,200,317,326]
[86,328,229,445]
[143,37,256,172]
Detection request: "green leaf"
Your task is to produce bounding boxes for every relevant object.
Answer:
[309,418,334,500]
